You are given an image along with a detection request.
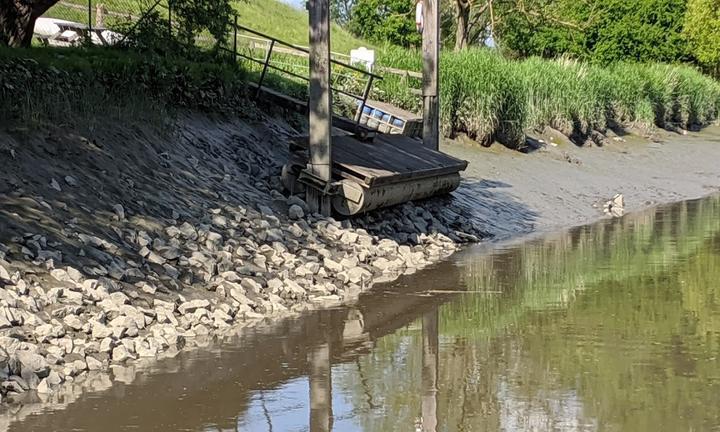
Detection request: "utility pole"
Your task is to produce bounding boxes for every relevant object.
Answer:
[307,0,333,216]
[422,0,440,151]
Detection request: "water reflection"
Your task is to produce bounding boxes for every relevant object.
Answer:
[421,311,439,432]
[5,194,720,431]
[308,341,332,432]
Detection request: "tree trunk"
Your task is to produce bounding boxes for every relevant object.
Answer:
[1,0,60,47]
[454,0,470,51]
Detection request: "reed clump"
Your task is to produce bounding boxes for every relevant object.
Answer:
[375,49,720,149]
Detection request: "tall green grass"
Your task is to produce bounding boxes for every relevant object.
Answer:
[228,1,720,147]
[0,46,247,127]
[373,49,720,148]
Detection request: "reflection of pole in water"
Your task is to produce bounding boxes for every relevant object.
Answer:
[309,342,333,432]
[422,309,439,432]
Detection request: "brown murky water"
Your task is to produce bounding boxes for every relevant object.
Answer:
[4,195,720,431]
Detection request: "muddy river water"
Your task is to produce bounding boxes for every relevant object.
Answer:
[5,195,720,431]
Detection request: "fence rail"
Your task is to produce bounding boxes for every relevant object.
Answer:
[223,21,384,126]
[56,0,140,20]
[232,31,421,80]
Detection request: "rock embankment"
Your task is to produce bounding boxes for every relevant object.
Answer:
[0,112,487,404]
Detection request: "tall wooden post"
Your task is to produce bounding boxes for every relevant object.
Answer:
[422,0,440,151]
[307,0,333,216]
[421,309,439,432]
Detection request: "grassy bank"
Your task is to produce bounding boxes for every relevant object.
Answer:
[0,47,248,127]
[372,49,720,148]
[13,0,720,148]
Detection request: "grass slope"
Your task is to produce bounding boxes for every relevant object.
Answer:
[0,46,247,127]
[44,0,372,54]
[234,0,372,54]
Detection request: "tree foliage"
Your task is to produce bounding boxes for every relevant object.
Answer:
[169,0,233,46]
[0,0,234,51]
[123,0,234,54]
[683,0,720,75]
[344,0,707,69]
[331,0,356,25]
[495,0,689,64]
[348,0,421,48]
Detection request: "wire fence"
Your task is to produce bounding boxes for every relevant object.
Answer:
[42,0,150,30]
[36,0,170,47]
[35,1,362,92]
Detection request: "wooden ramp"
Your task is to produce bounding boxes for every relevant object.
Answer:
[292,133,468,187]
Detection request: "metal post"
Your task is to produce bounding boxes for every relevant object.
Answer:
[233,15,238,63]
[355,76,374,125]
[167,0,172,39]
[87,0,93,44]
[422,0,440,151]
[255,40,275,99]
[306,0,333,216]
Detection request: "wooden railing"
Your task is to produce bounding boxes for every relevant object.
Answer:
[232,30,422,80]
[223,21,387,125]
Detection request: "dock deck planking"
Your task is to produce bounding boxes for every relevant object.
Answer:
[292,133,468,187]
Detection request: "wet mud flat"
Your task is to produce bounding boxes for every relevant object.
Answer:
[448,125,720,235]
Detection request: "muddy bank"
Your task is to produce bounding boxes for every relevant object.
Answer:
[0,110,486,407]
[445,125,720,237]
[0,109,718,411]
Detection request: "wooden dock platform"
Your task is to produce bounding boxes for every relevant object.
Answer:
[291,133,468,187]
[286,132,468,215]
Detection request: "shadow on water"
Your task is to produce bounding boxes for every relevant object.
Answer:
[5,194,720,431]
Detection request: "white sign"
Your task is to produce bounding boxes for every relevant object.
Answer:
[350,47,376,72]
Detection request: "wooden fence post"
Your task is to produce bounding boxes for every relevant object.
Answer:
[95,3,106,28]
[422,0,440,151]
[307,0,333,216]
